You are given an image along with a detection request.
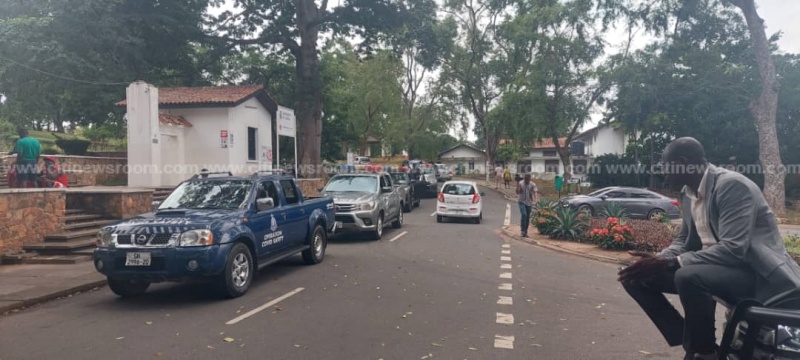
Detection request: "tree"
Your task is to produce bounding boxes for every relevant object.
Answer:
[440,0,506,181]
[210,0,438,177]
[724,0,786,215]
[0,0,210,132]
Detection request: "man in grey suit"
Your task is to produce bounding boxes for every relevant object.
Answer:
[618,137,800,360]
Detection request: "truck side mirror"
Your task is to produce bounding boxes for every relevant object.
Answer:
[381,186,392,193]
[600,195,608,201]
[152,201,161,211]
[317,187,324,192]
[256,198,275,211]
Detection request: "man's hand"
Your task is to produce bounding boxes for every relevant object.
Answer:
[617,251,673,284]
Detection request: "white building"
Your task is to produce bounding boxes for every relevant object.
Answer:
[119,81,281,187]
[437,143,487,174]
[573,122,636,158]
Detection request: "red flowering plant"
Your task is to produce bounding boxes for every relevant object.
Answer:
[586,217,635,250]
[532,201,558,236]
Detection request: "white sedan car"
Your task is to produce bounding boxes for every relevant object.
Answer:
[436,181,484,224]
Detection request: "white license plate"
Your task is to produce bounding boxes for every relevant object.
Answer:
[335,221,343,229]
[125,252,151,266]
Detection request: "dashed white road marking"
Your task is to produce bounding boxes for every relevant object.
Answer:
[501,256,511,262]
[498,283,513,291]
[501,250,510,255]
[499,272,512,279]
[501,244,510,248]
[500,263,512,269]
[226,288,304,325]
[504,203,511,226]
[496,312,514,324]
[497,296,513,305]
[389,231,408,242]
[494,335,515,349]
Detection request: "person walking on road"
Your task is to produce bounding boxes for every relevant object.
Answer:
[494,164,503,189]
[503,166,512,189]
[516,173,538,238]
[618,137,800,360]
[8,129,42,188]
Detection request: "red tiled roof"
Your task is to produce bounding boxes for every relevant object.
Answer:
[499,137,568,149]
[116,85,264,107]
[159,114,193,127]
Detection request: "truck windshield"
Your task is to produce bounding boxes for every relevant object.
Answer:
[159,180,252,210]
[325,176,377,192]
[390,173,408,184]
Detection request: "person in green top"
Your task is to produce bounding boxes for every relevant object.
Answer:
[8,129,42,188]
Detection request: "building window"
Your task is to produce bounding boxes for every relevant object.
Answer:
[545,160,560,173]
[542,150,557,157]
[572,160,588,174]
[468,160,475,170]
[247,127,257,161]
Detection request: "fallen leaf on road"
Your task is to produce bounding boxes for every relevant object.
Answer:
[376,287,381,290]
[468,347,477,351]
[223,338,234,343]
[531,344,542,347]
[275,306,283,311]
[116,337,125,340]
[639,350,651,355]
[402,315,407,318]
[207,346,214,349]
[294,344,301,348]
[155,352,162,356]
[431,343,443,347]
[146,321,153,325]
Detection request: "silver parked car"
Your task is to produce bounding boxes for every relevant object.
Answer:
[559,186,681,220]
[320,173,403,240]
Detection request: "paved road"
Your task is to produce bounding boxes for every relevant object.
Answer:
[0,190,686,359]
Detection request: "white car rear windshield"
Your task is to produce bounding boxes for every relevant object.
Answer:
[442,184,475,195]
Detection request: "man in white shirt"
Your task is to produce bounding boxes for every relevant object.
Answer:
[618,137,800,360]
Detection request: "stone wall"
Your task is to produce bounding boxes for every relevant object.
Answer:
[66,189,153,219]
[0,189,66,255]
[297,178,327,198]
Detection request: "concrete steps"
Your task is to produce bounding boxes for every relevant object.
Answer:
[153,187,173,202]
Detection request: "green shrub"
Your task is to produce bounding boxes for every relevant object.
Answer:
[548,207,588,241]
[55,139,91,155]
[601,201,628,219]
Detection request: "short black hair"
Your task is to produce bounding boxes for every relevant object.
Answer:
[17,128,28,137]
[663,137,707,165]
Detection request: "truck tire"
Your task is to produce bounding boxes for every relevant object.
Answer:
[392,210,403,228]
[107,278,150,297]
[371,213,384,240]
[302,224,327,265]
[217,243,254,299]
[403,199,412,212]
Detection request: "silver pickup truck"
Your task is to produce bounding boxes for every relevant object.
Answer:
[319,172,403,240]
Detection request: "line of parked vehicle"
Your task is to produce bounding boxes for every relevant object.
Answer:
[91,163,472,300]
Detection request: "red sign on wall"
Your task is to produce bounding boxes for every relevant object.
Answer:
[220,130,229,148]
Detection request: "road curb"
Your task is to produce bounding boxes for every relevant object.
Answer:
[0,279,107,315]
[478,184,516,201]
[499,226,632,266]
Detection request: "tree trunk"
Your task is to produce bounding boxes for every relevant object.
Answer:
[732,0,785,215]
[557,148,572,180]
[293,0,324,178]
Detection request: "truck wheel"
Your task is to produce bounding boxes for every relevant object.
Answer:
[217,243,253,299]
[107,278,150,297]
[413,199,420,208]
[302,224,326,265]
[403,199,412,212]
[436,215,443,223]
[392,210,403,228]
[371,214,384,240]
[474,214,481,224]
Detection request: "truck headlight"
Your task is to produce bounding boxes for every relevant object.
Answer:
[360,201,376,211]
[179,229,213,247]
[96,230,115,248]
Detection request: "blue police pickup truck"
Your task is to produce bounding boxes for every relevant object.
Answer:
[93,172,335,299]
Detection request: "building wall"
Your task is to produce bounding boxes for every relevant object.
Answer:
[163,107,230,180]
[126,82,161,187]
[583,126,633,157]
[439,146,487,174]
[227,98,273,174]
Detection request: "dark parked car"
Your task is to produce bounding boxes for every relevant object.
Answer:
[559,186,681,220]
[390,172,422,211]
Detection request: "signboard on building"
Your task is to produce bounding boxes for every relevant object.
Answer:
[229,133,234,148]
[277,106,296,138]
[220,130,228,148]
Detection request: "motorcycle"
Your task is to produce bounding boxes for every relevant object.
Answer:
[717,296,800,359]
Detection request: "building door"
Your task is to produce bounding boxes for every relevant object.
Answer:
[160,134,182,186]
